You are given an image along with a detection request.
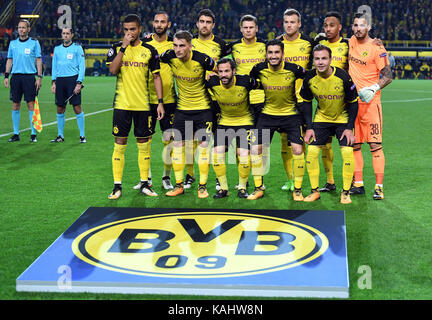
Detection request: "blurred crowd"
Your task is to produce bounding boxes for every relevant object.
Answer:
[1,0,431,79]
[8,0,431,41]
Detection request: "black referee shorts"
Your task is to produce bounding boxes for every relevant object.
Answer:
[10,74,37,103]
[55,75,81,107]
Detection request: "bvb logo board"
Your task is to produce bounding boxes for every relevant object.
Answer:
[72,212,329,278]
[17,208,349,298]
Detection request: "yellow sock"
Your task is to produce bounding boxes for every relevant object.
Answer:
[197,145,210,185]
[237,155,250,189]
[250,154,264,188]
[306,145,321,190]
[321,142,334,184]
[112,143,127,183]
[293,152,305,189]
[162,139,173,177]
[147,137,152,179]
[186,140,197,177]
[212,152,228,190]
[137,141,151,182]
[341,147,355,191]
[280,133,293,180]
[172,145,185,184]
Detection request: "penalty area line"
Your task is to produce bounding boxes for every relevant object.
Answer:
[0,107,112,138]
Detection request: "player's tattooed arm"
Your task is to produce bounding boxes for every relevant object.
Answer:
[378,64,392,89]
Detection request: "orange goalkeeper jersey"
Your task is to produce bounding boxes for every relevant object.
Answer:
[348,36,389,102]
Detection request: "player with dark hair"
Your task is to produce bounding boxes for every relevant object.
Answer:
[4,19,43,143]
[106,14,164,200]
[348,12,392,200]
[206,58,259,198]
[137,11,176,191]
[301,44,358,204]
[160,30,216,198]
[50,27,86,143]
[249,39,306,201]
[190,8,231,191]
[312,11,350,193]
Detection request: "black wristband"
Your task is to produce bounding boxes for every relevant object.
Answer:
[37,75,43,79]
[76,81,82,84]
[119,47,126,53]
[4,72,9,79]
[158,98,164,104]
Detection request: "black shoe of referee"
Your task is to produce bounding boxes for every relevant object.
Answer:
[8,134,20,142]
[51,136,64,143]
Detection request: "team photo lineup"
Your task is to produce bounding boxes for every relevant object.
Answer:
[3,5,392,204]
[2,0,432,302]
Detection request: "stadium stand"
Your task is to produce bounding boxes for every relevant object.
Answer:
[0,0,431,79]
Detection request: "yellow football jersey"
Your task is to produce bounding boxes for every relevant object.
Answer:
[300,67,358,124]
[192,34,230,62]
[230,37,266,105]
[280,33,315,101]
[106,41,160,111]
[281,33,315,70]
[192,34,231,100]
[142,35,176,104]
[250,61,306,116]
[317,36,349,71]
[206,74,259,126]
[160,50,215,111]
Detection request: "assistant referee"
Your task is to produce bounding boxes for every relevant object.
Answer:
[3,19,43,143]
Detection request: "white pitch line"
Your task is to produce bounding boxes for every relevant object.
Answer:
[382,97,432,103]
[0,107,112,138]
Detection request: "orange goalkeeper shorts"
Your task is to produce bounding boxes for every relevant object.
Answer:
[354,100,383,144]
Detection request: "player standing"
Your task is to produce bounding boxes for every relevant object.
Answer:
[301,44,358,204]
[160,30,216,198]
[192,8,231,191]
[315,11,349,193]
[278,9,315,192]
[106,14,164,200]
[4,19,42,143]
[348,13,392,200]
[50,27,86,143]
[138,11,176,190]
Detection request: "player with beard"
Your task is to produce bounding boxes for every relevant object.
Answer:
[249,39,306,201]
[134,11,177,191]
[106,14,164,200]
[348,13,392,200]
[189,9,231,191]
[206,58,259,199]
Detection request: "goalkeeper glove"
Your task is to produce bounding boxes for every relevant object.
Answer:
[358,83,380,103]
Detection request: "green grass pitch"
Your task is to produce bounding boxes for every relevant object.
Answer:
[0,77,431,300]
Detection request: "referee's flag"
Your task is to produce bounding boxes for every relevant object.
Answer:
[32,97,43,132]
